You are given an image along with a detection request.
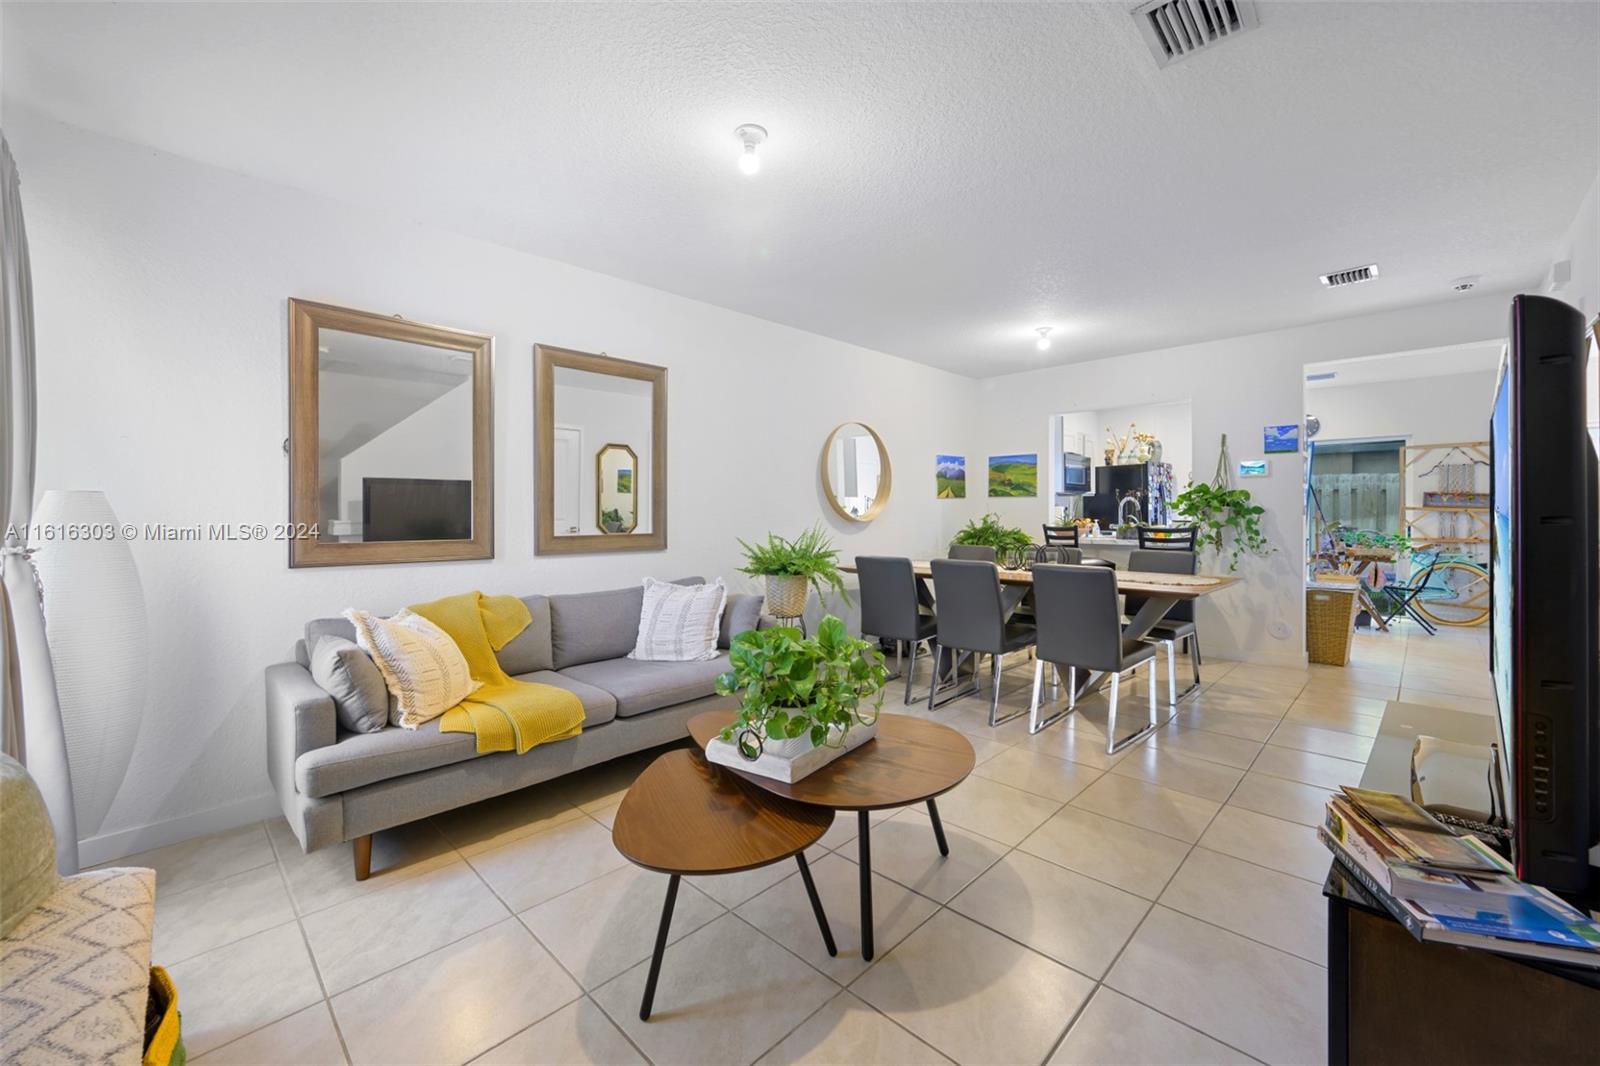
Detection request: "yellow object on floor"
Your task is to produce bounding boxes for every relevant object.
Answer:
[410,592,585,754]
[143,966,184,1066]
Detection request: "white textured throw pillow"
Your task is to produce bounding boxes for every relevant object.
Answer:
[630,578,727,662]
[344,608,480,728]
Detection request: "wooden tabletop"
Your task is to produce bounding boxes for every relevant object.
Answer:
[688,711,976,812]
[840,561,1239,599]
[612,749,833,875]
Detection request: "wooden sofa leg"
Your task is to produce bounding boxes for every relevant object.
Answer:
[353,835,373,881]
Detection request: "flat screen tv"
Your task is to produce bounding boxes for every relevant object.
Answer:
[362,477,472,542]
[1491,294,1598,897]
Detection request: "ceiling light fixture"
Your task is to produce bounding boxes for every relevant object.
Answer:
[1035,326,1054,351]
[735,124,767,176]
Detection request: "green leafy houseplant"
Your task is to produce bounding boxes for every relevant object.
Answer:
[599,507,624,533]
[951,513,1033,555]
[736,524,851,605]
[1172,481,1269,571]
[714,615,888,759]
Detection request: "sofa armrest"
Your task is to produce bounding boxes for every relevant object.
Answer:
[266,662,336,796]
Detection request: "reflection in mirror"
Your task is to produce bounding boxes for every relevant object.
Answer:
[317,329,475,542]
[289,299,493,567]
[596,444,639,533]
[550,367,654,538]
[536,346,666,555]
[822,422,890,523]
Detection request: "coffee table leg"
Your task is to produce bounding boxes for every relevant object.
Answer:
[926,798,950,856]
[794,852,837,957]
[640,873,680,1021]
[858,811,875,962]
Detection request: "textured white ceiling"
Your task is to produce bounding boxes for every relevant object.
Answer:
[5,2,1596,377]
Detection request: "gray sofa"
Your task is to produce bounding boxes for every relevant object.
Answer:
[266,577,752,879]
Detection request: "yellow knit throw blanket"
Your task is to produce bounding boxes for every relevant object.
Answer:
[409,592,585,755]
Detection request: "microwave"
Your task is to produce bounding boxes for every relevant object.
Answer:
[1061,452,1091,494]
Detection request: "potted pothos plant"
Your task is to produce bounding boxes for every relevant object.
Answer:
[1173,435,1271,571]
[737,524,850,620]
[950,513,1033,556]
[708,615,888,782]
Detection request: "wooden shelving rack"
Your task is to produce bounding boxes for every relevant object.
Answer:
[1402,440,1489,557]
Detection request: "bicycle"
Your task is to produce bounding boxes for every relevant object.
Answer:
[1402,549,1490,628]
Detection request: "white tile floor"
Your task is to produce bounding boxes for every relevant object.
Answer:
[127,619,1490,1066]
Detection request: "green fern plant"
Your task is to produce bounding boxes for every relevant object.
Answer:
[951,513,1033,555]
[736,524,851,605]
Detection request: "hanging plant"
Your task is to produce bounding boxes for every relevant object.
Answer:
[1172,434,1271,571]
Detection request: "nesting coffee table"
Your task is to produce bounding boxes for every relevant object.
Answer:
[687,710,975,961]
[611,749,836,1020]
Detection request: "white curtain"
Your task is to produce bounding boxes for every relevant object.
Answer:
[0,134,78,873]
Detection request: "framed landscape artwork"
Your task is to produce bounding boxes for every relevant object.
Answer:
[1263,424,1301,453]
[935,455,966,498]
[616,468,632,493]
[987,453,1038,497]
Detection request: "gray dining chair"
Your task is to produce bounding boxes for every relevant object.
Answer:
[1136,525,1196,550]
[947,544,997,562]
[927,559,1036,725]
[1128,548,1202,704]
[1033,545,1082,565]
[855,556,938,705]
[1027,563,1162,752]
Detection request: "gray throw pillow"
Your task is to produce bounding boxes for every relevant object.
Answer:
[309,636,390,734]
[719,592,765,649]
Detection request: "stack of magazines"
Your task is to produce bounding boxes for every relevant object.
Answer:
[1321,786,1600,968]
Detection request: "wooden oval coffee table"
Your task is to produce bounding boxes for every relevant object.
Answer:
[612,749,836,1020]
[688,711,975,960]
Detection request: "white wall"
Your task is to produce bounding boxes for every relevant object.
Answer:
[1549,169,1599,320]
[1309,370,1498,449]
[10,110,978,861]
[966,292,1515,666]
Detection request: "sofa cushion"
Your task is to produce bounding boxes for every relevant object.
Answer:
[294,671,617,798]
[719,592,764,649]
[549,576,703,670]
[494,594,553,675]
[561,653,730,718]
[309,636,390,734]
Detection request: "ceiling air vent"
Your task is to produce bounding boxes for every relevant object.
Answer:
[1319,263,1380,289]
[1133,0,1259,67]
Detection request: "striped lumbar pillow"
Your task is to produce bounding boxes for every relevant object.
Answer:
[344,608,480,728]
[630,577,727,662]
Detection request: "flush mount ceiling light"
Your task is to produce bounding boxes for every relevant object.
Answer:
[1035,326,1054,351]
[735,124,767,176]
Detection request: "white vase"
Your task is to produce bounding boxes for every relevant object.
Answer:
[705,717,879,783]
[31,491,148,838]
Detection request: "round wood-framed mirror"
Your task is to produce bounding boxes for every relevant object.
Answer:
[820,422,892,523]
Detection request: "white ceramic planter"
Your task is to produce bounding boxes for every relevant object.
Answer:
[705,717,879,783]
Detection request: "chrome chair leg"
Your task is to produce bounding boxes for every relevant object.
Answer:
[1103,671,1121,755]
[1164,639,1177,708]
[1106,660,1167,756]
[989,653,1027,727]
[1028,658,1077,735]
[929,646,981,710]
[1189,634,1202,687]
[903,639,920,705]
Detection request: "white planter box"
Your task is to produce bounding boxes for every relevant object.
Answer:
[704,717,879,783]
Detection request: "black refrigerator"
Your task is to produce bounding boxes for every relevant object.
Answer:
[1081,463,1174,528]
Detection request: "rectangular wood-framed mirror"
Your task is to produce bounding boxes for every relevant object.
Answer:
[288,298,494,567]
[535,344,667,555]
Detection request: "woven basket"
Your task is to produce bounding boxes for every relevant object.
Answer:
[1306,580,1360,666]
[764,575,809,620]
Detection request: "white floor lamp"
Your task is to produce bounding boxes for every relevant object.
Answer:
[31,490,148,843]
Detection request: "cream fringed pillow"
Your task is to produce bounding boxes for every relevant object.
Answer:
[344,608,480,728]
[630,577,727,662]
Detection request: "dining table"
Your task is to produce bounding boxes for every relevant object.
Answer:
[840,560,1239,699]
